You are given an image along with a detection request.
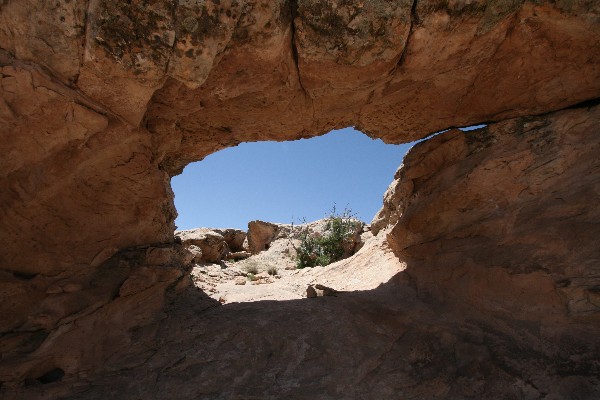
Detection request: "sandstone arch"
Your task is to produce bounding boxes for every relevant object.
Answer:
[1,1,599,398]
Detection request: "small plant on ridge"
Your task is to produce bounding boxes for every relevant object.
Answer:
[291,206,360,269]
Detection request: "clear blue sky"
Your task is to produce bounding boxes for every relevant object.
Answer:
[172,127,412,230]
[171,125,485,230]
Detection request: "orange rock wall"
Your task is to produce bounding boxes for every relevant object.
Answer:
[1,0,599,394]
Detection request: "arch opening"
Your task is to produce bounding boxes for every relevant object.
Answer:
[171,127,414,302]
[172,127,413,230]
[170,125,487,303]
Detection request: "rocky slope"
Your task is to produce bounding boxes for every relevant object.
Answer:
[177,218,372,303]
[1,1,599,398]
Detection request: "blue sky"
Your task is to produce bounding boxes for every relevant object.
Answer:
[172,125,486,230]
[172,127,413,230]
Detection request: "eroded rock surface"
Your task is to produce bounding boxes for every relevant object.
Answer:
[176,227,246,262]
[1,0,600,398]
[376,104,600,328]
[246,220,282,254]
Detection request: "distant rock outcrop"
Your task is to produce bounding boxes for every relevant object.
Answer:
[176,228,246,262]
[177,218,368,267]
[246,220,282,254]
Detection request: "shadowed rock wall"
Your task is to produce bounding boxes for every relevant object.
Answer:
[375,103,600,337]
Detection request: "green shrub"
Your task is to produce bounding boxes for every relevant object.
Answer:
[245,264,259,275]
[267,266,278,276]
[293,206,359,269]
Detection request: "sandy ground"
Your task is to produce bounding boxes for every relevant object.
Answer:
[190,232,406,304]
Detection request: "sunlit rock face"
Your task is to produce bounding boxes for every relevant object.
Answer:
[1,0,599,398]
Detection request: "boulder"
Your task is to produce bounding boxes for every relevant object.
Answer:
[246,221,280,253]
[234,276,246,286]
[212,229,247,252]
[315,284,339,297]
[186,245,203,263]
[306,285,317,298]
[176,229,229,263]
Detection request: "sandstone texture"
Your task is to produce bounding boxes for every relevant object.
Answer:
[245,220,282,254]
[176,227,246,262]
[1,0,600,399]
[376,105,600,329]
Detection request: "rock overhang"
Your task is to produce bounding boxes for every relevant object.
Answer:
[1,0,600,396]
[1,0,598,285]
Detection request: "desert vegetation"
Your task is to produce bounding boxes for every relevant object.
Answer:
[292,206,361,268]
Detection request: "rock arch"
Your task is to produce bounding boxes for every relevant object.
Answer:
[1,1,599,397]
